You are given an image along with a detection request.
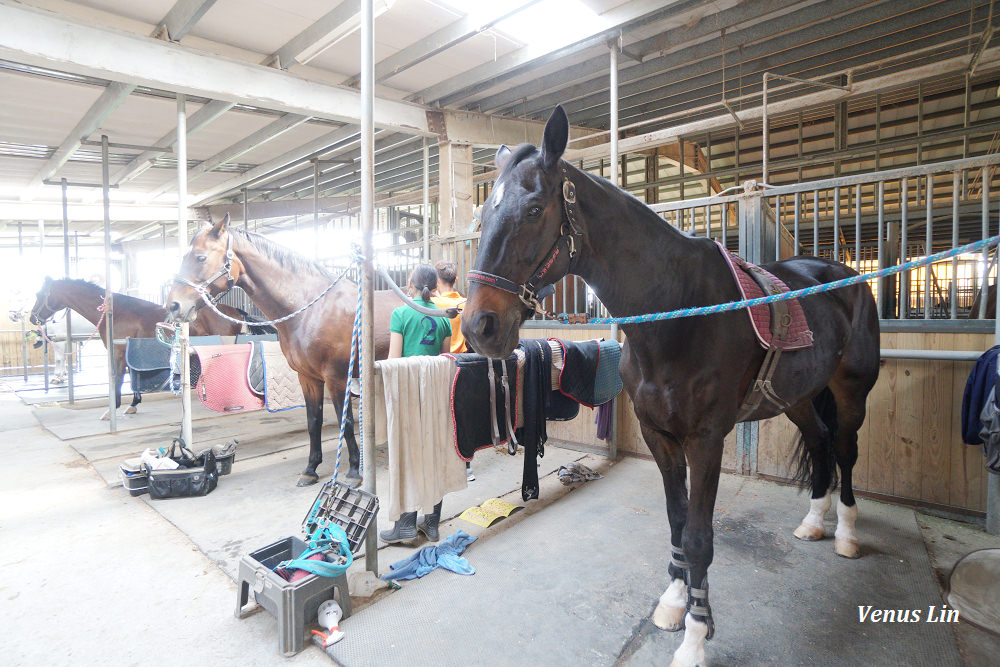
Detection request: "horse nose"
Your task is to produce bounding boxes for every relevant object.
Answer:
[469,310,499,340]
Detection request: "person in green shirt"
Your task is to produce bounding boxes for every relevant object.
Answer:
[380,264,452,544]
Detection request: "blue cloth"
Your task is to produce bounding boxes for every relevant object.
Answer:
[381,530,478,581]
[962,346,1000,445]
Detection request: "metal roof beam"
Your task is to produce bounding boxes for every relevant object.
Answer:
[474,0,832,115]
[150,113,311,198]
[113,99,234,185]
[415,0,693,106]
[342,1,542,87]
[263,0,361,69]
[566,46,1000,161]
[157,0,218,42]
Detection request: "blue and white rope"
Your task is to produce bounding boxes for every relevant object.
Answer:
[333,252,365,480]
[583,234,1000,326]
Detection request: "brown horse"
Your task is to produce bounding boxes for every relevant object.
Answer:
[30,277,255,419]
[461,106,880,666]
[165,214,397,487]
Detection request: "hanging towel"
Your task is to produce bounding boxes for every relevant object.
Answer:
[596,400,614,442]
[380,356,466,521]
[554,338,623,408]
[381,530,478,581]
[962,345,1000,445]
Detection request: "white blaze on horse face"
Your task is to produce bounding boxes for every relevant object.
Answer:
[834,499,860,558]
[653,577,687,630]
[492,181,505,209]
[670,613,708,667]
[793,491,830,541]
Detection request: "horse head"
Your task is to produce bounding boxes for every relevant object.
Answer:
[463,105,575,358]
[29,276,59,325]
[166,213,247,322]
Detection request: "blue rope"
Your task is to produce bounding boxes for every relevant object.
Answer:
[334,252,365,479]
[582,234,1000,326]
[276,521,353,578]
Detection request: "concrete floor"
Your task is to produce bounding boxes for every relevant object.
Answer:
[1,377,998,666]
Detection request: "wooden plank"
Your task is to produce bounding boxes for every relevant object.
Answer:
[892,332,925,500]
[919,333,952,505]
[866,336,897,496]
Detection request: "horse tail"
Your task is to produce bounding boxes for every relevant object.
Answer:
[790,387,840,490]
[236,308,278,336]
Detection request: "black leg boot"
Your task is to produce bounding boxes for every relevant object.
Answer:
[380,511,417,544]
[416,501,442,542]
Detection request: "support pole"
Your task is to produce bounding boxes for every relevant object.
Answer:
[242,187,249,232]
[61,178,73,404]
[360,0,378,575]
[102,135,117,433]
[609,42,619,188]
[991,184,1000,536]
[422,138,429,261]
[177,94,193,449]
[19,221,28,382]
[313,159,320,260]
[762,74,769,185]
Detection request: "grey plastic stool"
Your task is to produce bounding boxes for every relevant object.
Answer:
[235,536,352,657]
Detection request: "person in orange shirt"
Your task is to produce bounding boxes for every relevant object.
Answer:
[431,260,476,482]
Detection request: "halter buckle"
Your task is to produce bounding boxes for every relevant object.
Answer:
[562,178,577,204]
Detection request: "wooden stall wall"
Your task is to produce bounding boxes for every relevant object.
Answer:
[527,324,993,515]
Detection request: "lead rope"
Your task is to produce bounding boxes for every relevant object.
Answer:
[333,251,365,480]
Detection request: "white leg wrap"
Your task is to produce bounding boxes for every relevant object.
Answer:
[653,578,687,630]
[670,613,708,667]
[834,500,860,558]
[793,492,830,540]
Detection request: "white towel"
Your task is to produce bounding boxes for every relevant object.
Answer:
[379,356,465,520]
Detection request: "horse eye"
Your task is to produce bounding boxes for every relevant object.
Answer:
[527,206,542,217]
[196,255,207,263]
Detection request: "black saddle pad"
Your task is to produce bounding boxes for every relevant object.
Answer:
[557,338,623,407]
[448,352,520,460]
[126,336,224,394]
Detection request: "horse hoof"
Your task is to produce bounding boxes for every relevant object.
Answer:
[344,475,363,489]
[99,411,110,421]
[297,474,319,487]
[793,523,825,541]
[124,406,137,415]
[835,537,861,559]
[652,602,685,631]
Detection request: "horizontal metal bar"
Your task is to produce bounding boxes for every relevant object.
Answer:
[879,349,981,361]
[765,72,850,92]
[79,140,173,152]
[42,179,117,188]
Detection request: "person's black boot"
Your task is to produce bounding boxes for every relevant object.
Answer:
[380,511,417,544]
[416,501,443,541]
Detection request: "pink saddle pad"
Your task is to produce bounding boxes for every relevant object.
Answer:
[715,242,813,351]
[192,344,264,413]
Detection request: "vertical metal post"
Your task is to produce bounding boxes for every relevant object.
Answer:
[360,0,378,576]
[855,184,862,273]
[833,186,840,264]
[20,309,28,382]
[242,187,249,232]
[925,175,933,319]
[762,73,769,185]
[980,167,991,319]
[812,190,819,256]
[313,159,320,259]
[43,336,49,392]
[422,138,430,261]
[609,323,619,462]
[901,178,910,318]
[877,181,885,318]
[61,178,74,404]
[774,194,781,259]
[951,170,959,319]
[609,43,619,189]
[102,135,116,433]
[793,192,800,251]
[177,95,193,448]
[991,178,1000,535]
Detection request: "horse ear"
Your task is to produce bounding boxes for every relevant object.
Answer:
[540,105,569,171]
[495,144,512,169]
[208,213,230,239]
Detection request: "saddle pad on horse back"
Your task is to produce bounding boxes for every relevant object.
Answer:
[445,353,521,461]
[127,336,222,393]
[260,341,305,412]
[714,242,813,351]
[192,344,263,413]
[553,338,623,408]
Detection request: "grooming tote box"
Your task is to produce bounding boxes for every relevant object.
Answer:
[119,458,148,497]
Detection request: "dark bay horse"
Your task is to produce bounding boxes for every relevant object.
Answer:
[165,214,397,487]
[30,277,256,420]
[461,106,880,666]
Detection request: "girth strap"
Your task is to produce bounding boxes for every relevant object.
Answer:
[500,361,519,455]
[487,360,501,450]
[736,344,790,421]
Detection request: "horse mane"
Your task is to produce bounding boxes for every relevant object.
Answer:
[231,228,332,280]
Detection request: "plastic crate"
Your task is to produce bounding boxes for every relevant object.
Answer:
[301,481,379,554]
[119,458,148,497]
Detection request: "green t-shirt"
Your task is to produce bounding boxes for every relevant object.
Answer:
[390,300,453,357]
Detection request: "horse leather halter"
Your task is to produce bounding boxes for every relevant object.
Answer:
[467,163,584,315]
[173,233,235,304]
